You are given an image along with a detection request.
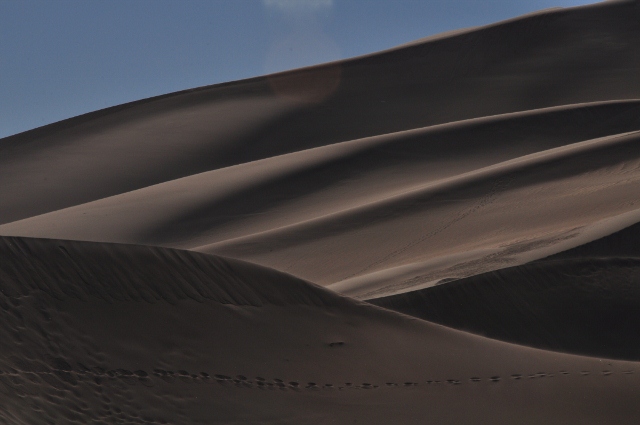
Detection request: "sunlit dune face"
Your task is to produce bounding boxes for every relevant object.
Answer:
[267,63,342,103]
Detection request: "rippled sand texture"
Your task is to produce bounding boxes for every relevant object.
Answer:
[1,1,640,424]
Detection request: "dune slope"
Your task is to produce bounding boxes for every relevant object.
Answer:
[371,256,640,360]
[369,199,640,360]
[1,236,639,424]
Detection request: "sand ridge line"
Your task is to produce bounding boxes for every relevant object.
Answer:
[344,176,515,280]
[351,225,584,300]
[4,99,640,233]
[197,129,640,255]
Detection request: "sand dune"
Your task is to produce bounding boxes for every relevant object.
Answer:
[2,0,640,423]
[3,103,640,293]
[1,237,639,424]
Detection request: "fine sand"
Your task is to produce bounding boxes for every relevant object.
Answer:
[1,0,640,423]
[1,237,639,424]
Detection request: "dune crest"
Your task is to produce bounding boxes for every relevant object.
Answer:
[0,236,340,307]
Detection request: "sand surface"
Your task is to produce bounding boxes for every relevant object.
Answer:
[1,0,640,423]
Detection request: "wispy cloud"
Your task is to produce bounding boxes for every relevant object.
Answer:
[263,0,333,12]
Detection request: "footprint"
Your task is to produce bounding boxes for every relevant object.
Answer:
[470,377,481,383]
[214,374,231,380]
[510,374,522,380]
[155,370,175,383]
[289,383,301,391]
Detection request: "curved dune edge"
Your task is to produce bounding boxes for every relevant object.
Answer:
[372,257,640,361]
[199,129,640,281]
[365,203,640,362]
[1,236,639,424]
[0,236,341,308]
[333,207,640,299]
[3,103,640,295]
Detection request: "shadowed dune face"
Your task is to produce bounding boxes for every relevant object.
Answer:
[0,237,341,307]
[1,237,639,425]
[369,217,640,362]
[3,1,640,423]
[371,257,640,360]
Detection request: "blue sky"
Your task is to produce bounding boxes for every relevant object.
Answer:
[0,0,598,139]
